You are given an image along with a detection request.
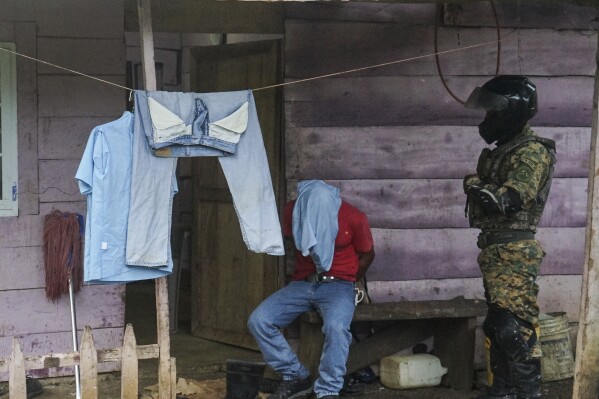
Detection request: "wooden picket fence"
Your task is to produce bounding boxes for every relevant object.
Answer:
[0,324,176,399]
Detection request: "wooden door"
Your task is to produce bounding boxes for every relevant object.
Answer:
[189,40,284,349]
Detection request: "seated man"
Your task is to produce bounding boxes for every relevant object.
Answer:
[248,180,375,399]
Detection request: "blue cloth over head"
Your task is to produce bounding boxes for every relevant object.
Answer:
[292,180,341,273]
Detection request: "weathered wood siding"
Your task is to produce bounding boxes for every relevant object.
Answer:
[283,2,597,361]
[0,0,126,379]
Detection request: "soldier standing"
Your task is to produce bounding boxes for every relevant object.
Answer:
[463,76,556,399]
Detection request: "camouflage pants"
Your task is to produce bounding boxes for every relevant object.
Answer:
[478,239,545,325]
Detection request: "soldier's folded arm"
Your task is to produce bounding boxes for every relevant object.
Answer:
[503,145,553,207]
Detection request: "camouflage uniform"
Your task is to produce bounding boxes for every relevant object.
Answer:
[466,126,555,327]
[465,75,549,399]
[479,240,544,326]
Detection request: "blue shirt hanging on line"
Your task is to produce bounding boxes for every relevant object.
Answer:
[75,112,174,283]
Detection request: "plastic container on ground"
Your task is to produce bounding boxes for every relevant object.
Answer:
[379,353,448,389]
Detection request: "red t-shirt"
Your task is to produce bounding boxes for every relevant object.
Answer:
[283,200,374,282]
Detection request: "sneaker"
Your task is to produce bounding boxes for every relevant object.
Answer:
[339,376,366,396]
[267,375,312,399]
[26,376,43,399]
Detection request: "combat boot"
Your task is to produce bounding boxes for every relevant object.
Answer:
[475,341,516,399]
[510,359,542,399]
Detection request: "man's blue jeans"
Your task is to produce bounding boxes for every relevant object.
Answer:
[248,281,355,398]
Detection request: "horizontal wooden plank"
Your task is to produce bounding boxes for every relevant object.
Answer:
[286,126,591,179]
[304,297,487,323]
[0,215,43,248]
[37,38,125,75]
[444,2,599,29]
[1,0,124,38]
[284,76,594,127]
[125,0,284,33]
[368,227,584,281]
[0,247,45,290]
[39,159,85,203]
[0,328,123,381]
[0,209,85,247]
[39,201,86,217]
[287,178,587,228]
[38,76,126,118]
[285,3,438,23]
[39,117,115,160]
[0,285,125,336]
[366,275,583,322]
[285,21,597,77]
[0,342,158,375]
[0,327,124,360]
[294,178,585,229]
[284,1,598,25]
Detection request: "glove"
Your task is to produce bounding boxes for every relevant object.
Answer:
[463,174,481,194]
[468,185,501,214]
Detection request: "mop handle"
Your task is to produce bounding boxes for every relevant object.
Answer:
[68,272,82,399]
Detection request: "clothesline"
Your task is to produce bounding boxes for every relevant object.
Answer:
[0,34,513,93]
[252,36,512,91]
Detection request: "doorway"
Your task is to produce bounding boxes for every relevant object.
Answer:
[188,40,284,349]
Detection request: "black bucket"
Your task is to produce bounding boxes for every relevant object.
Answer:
[225,359,266,399]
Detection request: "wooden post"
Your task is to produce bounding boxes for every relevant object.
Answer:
[9,338,26,399]
[137,0,157,92]
[573,31,599,399]
[137,0,174,397]
[170,357,177,399]
[121,324,139,399]
[155,277,173,398]
[80,326,98,399]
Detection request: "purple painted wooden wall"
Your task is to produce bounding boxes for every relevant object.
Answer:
[0,0,126,380]
[283,2,597,316]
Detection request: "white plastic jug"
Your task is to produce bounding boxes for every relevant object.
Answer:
[380,353,448,389]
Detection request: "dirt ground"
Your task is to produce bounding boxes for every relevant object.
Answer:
[3,281,575,398]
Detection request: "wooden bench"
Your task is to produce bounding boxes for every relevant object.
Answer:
[297,296,487,391]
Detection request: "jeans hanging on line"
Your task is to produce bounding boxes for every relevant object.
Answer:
[132,90,284,257]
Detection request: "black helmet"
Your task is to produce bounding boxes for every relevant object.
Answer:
[465,75,538,144]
